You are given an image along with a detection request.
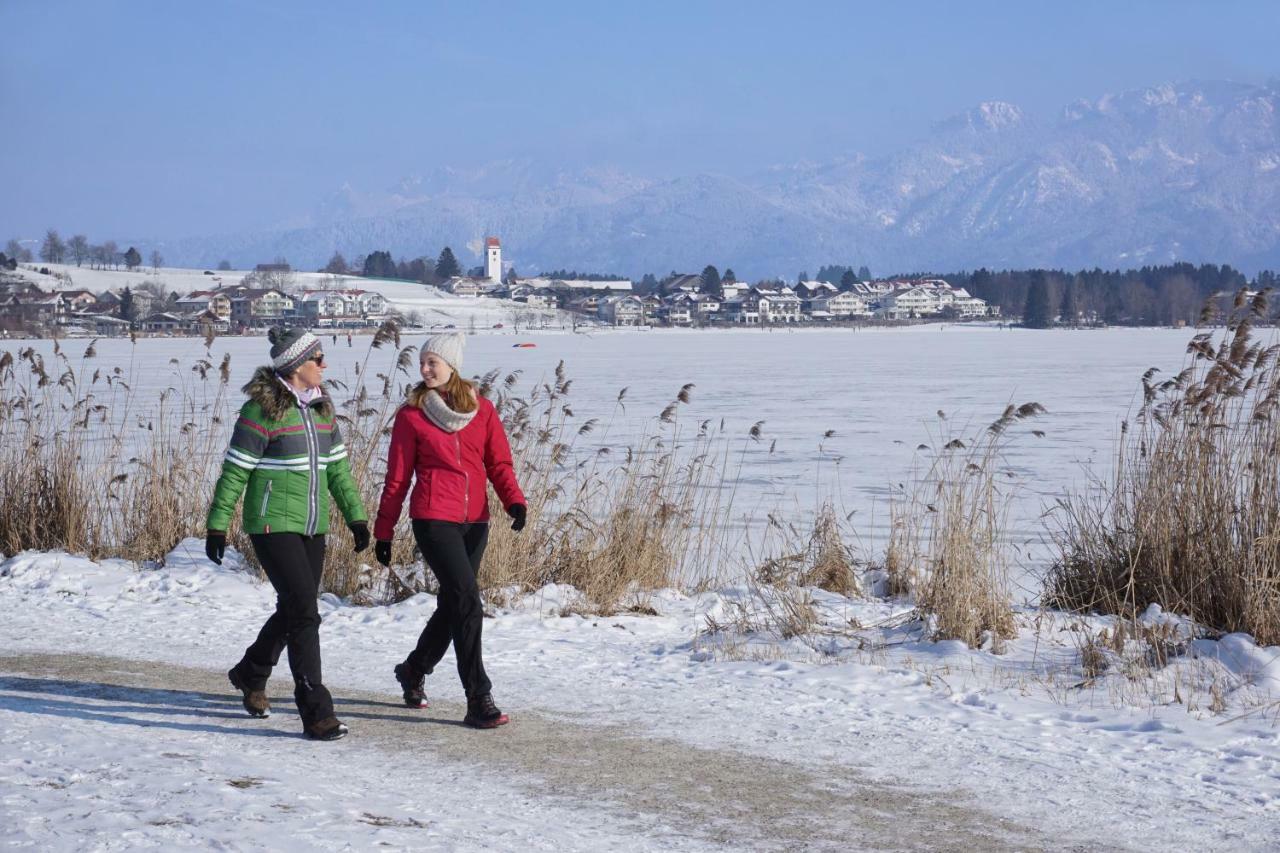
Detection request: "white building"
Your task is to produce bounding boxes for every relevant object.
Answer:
[811,291,872,318]
[597,295,645,326]
[484,236,502,284]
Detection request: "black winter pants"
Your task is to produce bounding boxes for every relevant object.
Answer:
[407,520,492,699]
[237,532,334,725]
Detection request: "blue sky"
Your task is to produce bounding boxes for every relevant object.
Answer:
[2,0,1277,241]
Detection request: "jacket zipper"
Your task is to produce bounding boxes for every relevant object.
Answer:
[259,481,273,517]
[302,404,319,536]
[456,433,469,521]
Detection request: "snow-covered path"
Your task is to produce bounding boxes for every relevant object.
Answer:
[0,652,1050,852]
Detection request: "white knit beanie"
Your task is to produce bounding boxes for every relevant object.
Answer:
[420,333,464,371]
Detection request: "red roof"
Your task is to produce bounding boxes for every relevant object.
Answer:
[485,236,501,247]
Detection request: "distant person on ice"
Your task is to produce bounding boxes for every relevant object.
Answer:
[373,333,526,728]
[205,328,370,741]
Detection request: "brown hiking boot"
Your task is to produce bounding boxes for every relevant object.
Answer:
[227,666,270,718]
[464,694,509,729]
[304,716,349,741]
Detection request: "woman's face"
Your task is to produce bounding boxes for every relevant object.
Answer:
[292,350,326,390]
[421,353,453,389]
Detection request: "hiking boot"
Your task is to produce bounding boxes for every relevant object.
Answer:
[227,666,270,718]
[394,661,429,709]
[464,693,509,729]
[304,716,348,741]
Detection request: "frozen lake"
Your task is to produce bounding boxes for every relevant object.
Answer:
[6,325,1205,587]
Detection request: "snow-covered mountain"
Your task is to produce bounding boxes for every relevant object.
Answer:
[160,80,1280,277]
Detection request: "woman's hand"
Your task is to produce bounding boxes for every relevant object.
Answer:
[375,540,393,567]
[507,503,527,532]
[205,530,226,565]
[349,521,370,553]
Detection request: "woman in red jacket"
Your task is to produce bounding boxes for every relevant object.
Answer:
[373,333,526,728]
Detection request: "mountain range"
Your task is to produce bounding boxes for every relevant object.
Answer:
[159,79,1280,278]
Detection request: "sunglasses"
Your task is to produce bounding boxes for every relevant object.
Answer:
[309,353,326,366]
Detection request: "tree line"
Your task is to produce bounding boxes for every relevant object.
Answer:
[320,247,470,284]
[933,264,1275,327]
[5,229,162,273]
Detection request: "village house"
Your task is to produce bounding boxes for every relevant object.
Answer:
[175,291,232,321]
[229,289,293,328]
[56,289,98,311]
[794,281,839,300]
[755,287,803,323]
[138,312,186,334]
[810,290,872,319]
[523,288,561,310]
[722,294,761,324]
[597,294,646,326]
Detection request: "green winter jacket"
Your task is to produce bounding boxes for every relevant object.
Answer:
[207,366,367,536]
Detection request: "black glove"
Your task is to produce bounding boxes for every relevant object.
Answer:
[205,530,226,565]
[374,540,392,567]
[349,521,370,553]
[507,503,527,532]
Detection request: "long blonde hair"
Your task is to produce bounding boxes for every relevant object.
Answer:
[406,372,477,413]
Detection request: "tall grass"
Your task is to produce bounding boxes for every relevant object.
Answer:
[0,327,738,614]
[880,404,1044,646]
[1047,290,1280,644]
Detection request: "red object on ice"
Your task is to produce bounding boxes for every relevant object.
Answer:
[512,343,537,348]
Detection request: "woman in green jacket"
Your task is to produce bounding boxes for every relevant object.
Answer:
[205,328,369,741]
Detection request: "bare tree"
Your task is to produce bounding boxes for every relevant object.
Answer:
[68,234,90,267]
[101,240,120,270]
[40,229,66,264]
[6,239,32,263]
[150,249,164,271]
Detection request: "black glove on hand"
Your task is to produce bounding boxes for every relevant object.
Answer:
[349,521,370,553]
[374,540,392,568]
[507,503,527,532]
[205,530,226,565]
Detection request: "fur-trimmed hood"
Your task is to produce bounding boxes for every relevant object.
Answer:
[242,365,334,421]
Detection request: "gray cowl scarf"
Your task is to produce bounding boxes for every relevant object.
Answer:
[422,389,477,433]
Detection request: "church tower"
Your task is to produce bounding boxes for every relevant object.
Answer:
[484,236,502,284]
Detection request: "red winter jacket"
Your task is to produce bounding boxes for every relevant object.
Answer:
[374,396,526,540]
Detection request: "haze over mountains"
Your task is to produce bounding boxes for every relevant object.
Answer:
[161,79,1280,278]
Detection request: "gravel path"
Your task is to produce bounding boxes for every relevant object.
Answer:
[0,652,1095,851]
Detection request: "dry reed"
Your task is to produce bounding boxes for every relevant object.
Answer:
[1046,289,1280,644]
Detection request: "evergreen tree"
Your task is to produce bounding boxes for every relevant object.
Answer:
[700,265,722,297]
[722,268,736,284]
[797,270,809,284]
[1059,278,1080,327]
[839,270,857,291]
[217,260,232,271]
[362,250,396,278]
[119,286,135,322]
[1022,274,1052,328]
[124,246,142,270]
[857,265,871,280]
[435,246,461,279]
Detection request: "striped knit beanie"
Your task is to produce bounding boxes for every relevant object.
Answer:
[269,327,322,375]
[420,333,464,371]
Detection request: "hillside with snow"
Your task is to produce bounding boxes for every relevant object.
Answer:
[11,263,568,329]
